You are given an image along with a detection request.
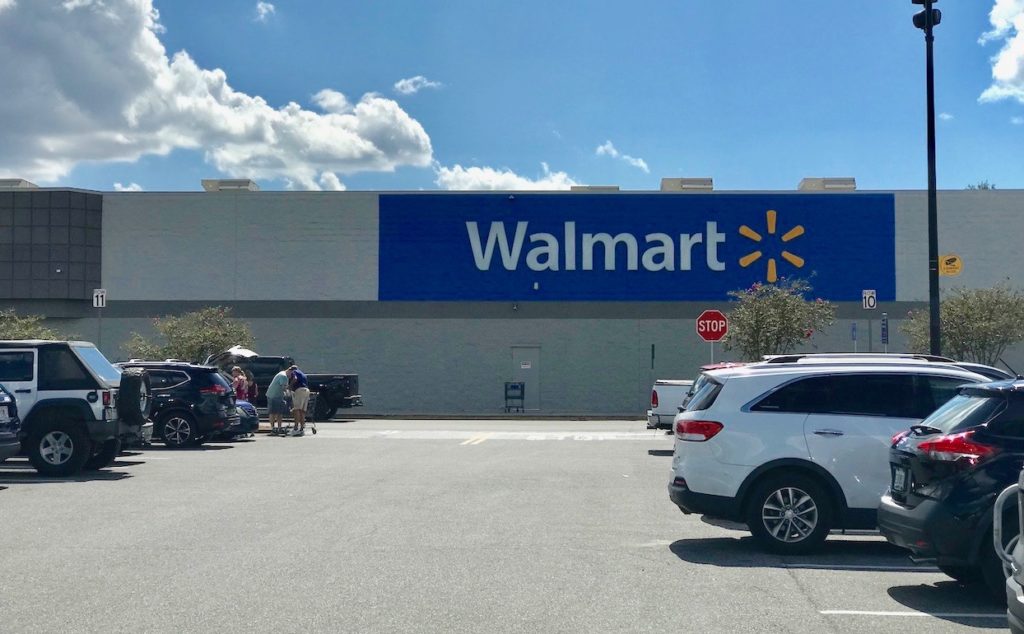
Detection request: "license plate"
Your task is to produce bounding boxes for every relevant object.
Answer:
[892,467,908,493]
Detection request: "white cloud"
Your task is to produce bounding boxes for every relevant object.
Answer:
[434,163,578,190]
[979,0,1024,104]
[1013,116,1024,124]
[0,0,433,189]
[318,171,346,191]
[595,140,649,173]
[113,182,143,191]
[939,112,954,121]
[0,0,15,13]
[393,75,442,96]
[255,1,275,23]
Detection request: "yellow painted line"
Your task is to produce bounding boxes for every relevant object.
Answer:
[460,436,478,445]
[460,433,492,445]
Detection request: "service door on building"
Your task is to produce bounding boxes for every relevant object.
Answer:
[511,346,540,411]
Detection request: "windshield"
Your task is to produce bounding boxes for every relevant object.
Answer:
[919,393,1005,434]
[72,344,123,385]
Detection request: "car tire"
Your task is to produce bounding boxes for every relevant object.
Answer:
[26,419,92,477]
[118,367,151,426]
[159,412,196,448]
[745,473,833,555]
[84,438,121,470]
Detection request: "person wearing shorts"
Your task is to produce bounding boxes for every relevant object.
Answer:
[266,369,290,436]
[289,365,310,436]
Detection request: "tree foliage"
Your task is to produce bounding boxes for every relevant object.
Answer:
[902,285,1024,365]
[0,308,64,340]
[966,180,996,190]
[122,306,255,363]
[723,279,836,361]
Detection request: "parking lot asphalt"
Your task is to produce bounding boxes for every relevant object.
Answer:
[0,419,1007,633]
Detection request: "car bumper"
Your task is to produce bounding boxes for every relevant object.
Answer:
[225,416,258,435]
[647,412,672,430]
[85,418,121,443]
[1008,575,1024,634]
[877,493,978,566]
[197,413,240,437]
[668,481,743,522]
[121,421,154,448]
[0,434,20,462]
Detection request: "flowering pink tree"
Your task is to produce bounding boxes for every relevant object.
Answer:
[723,278,836,361]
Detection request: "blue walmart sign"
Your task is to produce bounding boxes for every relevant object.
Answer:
[378,193,896,301]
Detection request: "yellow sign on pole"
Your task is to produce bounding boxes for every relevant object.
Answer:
[939,254,963,277]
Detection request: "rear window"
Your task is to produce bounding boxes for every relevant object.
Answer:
[684,377,722,412]
[920,393,1006,434]
[196,370,233,389]
[72,344,121,385]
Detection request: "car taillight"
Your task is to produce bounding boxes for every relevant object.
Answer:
[651,389,659,408]
[917,430,998,465]
[675,420,724,442]
[891,430,910,446]
[200,385,228,396]
[102,391,111,407]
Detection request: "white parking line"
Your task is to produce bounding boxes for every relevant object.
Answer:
[820,610,1005,618]
[786,564,937,572]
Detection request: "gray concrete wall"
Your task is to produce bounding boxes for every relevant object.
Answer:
[103,191,379,300]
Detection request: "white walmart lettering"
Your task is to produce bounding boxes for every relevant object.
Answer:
[465,221,726,272]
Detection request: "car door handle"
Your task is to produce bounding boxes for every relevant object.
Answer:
[813,429,844,437]
[14,389,30,394]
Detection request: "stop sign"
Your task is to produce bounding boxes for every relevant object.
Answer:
[696,310,729,342]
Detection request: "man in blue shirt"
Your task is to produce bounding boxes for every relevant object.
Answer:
[266,369,290,436]
[289,365,310,436]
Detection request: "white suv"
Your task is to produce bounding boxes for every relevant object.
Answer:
[668,356,989,553]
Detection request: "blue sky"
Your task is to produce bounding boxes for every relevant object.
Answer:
[1,0,1022,192]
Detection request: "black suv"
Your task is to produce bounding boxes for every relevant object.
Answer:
[117,362,238,448]
[0,340,149,476]
[879,380,1024,598]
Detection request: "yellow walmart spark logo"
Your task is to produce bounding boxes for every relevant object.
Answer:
[738,210,805,283]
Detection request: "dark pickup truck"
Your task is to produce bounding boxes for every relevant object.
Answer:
[206,347,362,421]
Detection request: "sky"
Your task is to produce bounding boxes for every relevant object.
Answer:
[0,0,1021,193]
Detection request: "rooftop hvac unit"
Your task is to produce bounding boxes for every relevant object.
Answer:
[569,185,619,192]
[660,178,713,192]
[0,179,39,189]
[797,177,856,191]
[201,179,260,192]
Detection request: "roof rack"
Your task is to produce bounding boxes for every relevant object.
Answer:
[762,353,955,364]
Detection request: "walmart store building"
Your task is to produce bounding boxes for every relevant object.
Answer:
[0,178,1020,415]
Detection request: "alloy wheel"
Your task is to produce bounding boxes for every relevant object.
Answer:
[761,487,818,543]
[39,431,74,466]
[165,417,192,445]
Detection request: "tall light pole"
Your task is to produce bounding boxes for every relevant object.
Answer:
[913,0,942,355]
